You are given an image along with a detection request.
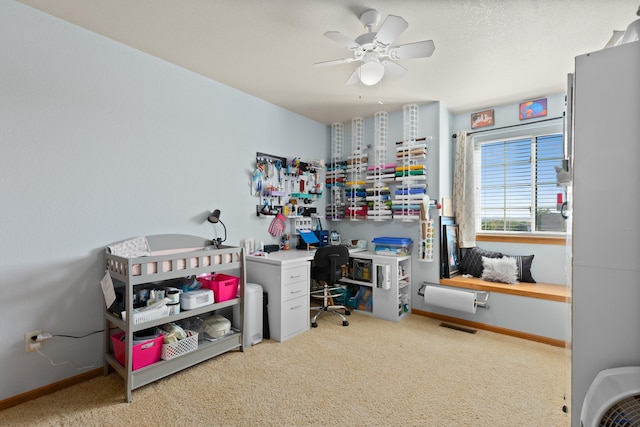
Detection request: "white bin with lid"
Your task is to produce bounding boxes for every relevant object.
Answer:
[234,283,263,347]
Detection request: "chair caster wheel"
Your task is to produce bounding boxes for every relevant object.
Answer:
[312,322,318,328]
[342,320,349,326]
[345,310,351,316]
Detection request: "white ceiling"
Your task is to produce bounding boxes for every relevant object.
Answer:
[17,0,639,125]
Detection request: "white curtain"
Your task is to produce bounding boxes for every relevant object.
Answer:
[453,130,476,248]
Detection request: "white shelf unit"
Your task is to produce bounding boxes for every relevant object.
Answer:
[340,253,411,322]
[103,234,244,402]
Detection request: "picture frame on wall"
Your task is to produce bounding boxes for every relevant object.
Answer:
[519,98,547,120]
[443,224,460,278]
[470,109,494,129]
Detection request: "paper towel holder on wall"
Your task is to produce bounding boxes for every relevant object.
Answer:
[418,282,490,309]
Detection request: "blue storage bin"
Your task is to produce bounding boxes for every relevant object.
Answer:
[372,237,413,256]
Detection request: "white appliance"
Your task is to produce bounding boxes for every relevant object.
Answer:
[581,366,640,426]
[570,40,640,426]
[234,283,263,347]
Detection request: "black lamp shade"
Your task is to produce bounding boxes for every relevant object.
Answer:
[208,209,221,224]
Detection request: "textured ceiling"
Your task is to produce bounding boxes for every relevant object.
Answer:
[17,0,639,125]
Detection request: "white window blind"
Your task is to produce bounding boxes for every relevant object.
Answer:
[474,124,565,234]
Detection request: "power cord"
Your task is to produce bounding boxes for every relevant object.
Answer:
[33,329,104,371]
[31,329,103,341]
[31,333,53,342]
[36,348,102,371]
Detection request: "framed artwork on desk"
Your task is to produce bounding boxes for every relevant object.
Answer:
[443,224,460,278]
[440,216,455,278]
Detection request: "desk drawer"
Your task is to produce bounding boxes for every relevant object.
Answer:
[283,280,308,302]
[283,265,308,286]
[282,295,309,339]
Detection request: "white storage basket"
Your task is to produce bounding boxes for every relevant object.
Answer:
[161,331,198,360]
[122,306,170,324]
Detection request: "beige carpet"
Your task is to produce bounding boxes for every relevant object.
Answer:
[2,313,569,426]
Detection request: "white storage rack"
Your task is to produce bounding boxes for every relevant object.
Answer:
[326,122,346,221]
[345,117,368,221]
[367,111,393,221]
[394,104,428,221]
[103,234,244,402]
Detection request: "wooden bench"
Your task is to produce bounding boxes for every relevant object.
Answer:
[439,276,571,303]
[414,276,571,347]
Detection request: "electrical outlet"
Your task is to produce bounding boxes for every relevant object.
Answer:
[25,330,42,353]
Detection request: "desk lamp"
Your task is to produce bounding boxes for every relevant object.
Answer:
[208,209,227,248]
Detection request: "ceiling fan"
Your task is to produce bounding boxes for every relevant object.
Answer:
[314,9,435,86]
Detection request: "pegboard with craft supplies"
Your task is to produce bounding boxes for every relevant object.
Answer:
[252,152,324,221]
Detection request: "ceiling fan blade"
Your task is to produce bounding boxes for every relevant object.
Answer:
[374,15,408,47]
[382,60,407,79]
[390,40,436,60]
[345,68,361,85]
[324,31,359,49]
[313,57,356,67]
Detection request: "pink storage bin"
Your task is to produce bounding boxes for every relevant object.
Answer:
[111,332,163,370]
[197,273,239,302]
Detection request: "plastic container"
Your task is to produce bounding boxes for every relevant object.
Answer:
[161,330,198,360]
[132,328,160,344]
[124,305,170,324]
[202,314,231,338]
[351,258,372,281]
[198,273,239,303]
[180,289,214,310]
[111,332,163,370]
[372,237,413,256]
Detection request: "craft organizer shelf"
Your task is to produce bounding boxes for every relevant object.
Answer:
[393,104,427,221]
[327,105,434,223]
[103,234,245,402]
[253,152,323,217]
[338,253,411,322]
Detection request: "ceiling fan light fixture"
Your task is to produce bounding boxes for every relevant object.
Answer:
[316,9,435,86]
[358,60,385,85]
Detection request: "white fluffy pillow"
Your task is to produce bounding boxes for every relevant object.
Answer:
[481,256,518,284]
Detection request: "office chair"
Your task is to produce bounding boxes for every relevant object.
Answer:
[309,245,350,327]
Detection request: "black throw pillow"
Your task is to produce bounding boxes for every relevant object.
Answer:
[460,247,503,277]
[503,254,536,283]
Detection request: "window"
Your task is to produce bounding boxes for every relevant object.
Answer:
[474,123,565,234]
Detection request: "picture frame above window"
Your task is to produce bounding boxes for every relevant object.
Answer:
[519,98,547,120]
[470,109,494,129]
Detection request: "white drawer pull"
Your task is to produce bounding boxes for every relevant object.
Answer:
[290,305,302,310]
[289,274,301,279]
[290,290,301,294]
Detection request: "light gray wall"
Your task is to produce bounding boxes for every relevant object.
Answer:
[452,92,566,134]
[1,0,574,403]
[450,93,568,285]
[0,1,328,400]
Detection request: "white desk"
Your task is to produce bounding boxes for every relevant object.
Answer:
[245,248,366,342]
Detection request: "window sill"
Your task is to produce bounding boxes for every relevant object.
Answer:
[476,234,566,246]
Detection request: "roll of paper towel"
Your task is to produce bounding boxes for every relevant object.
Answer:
[423,285,477,314]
